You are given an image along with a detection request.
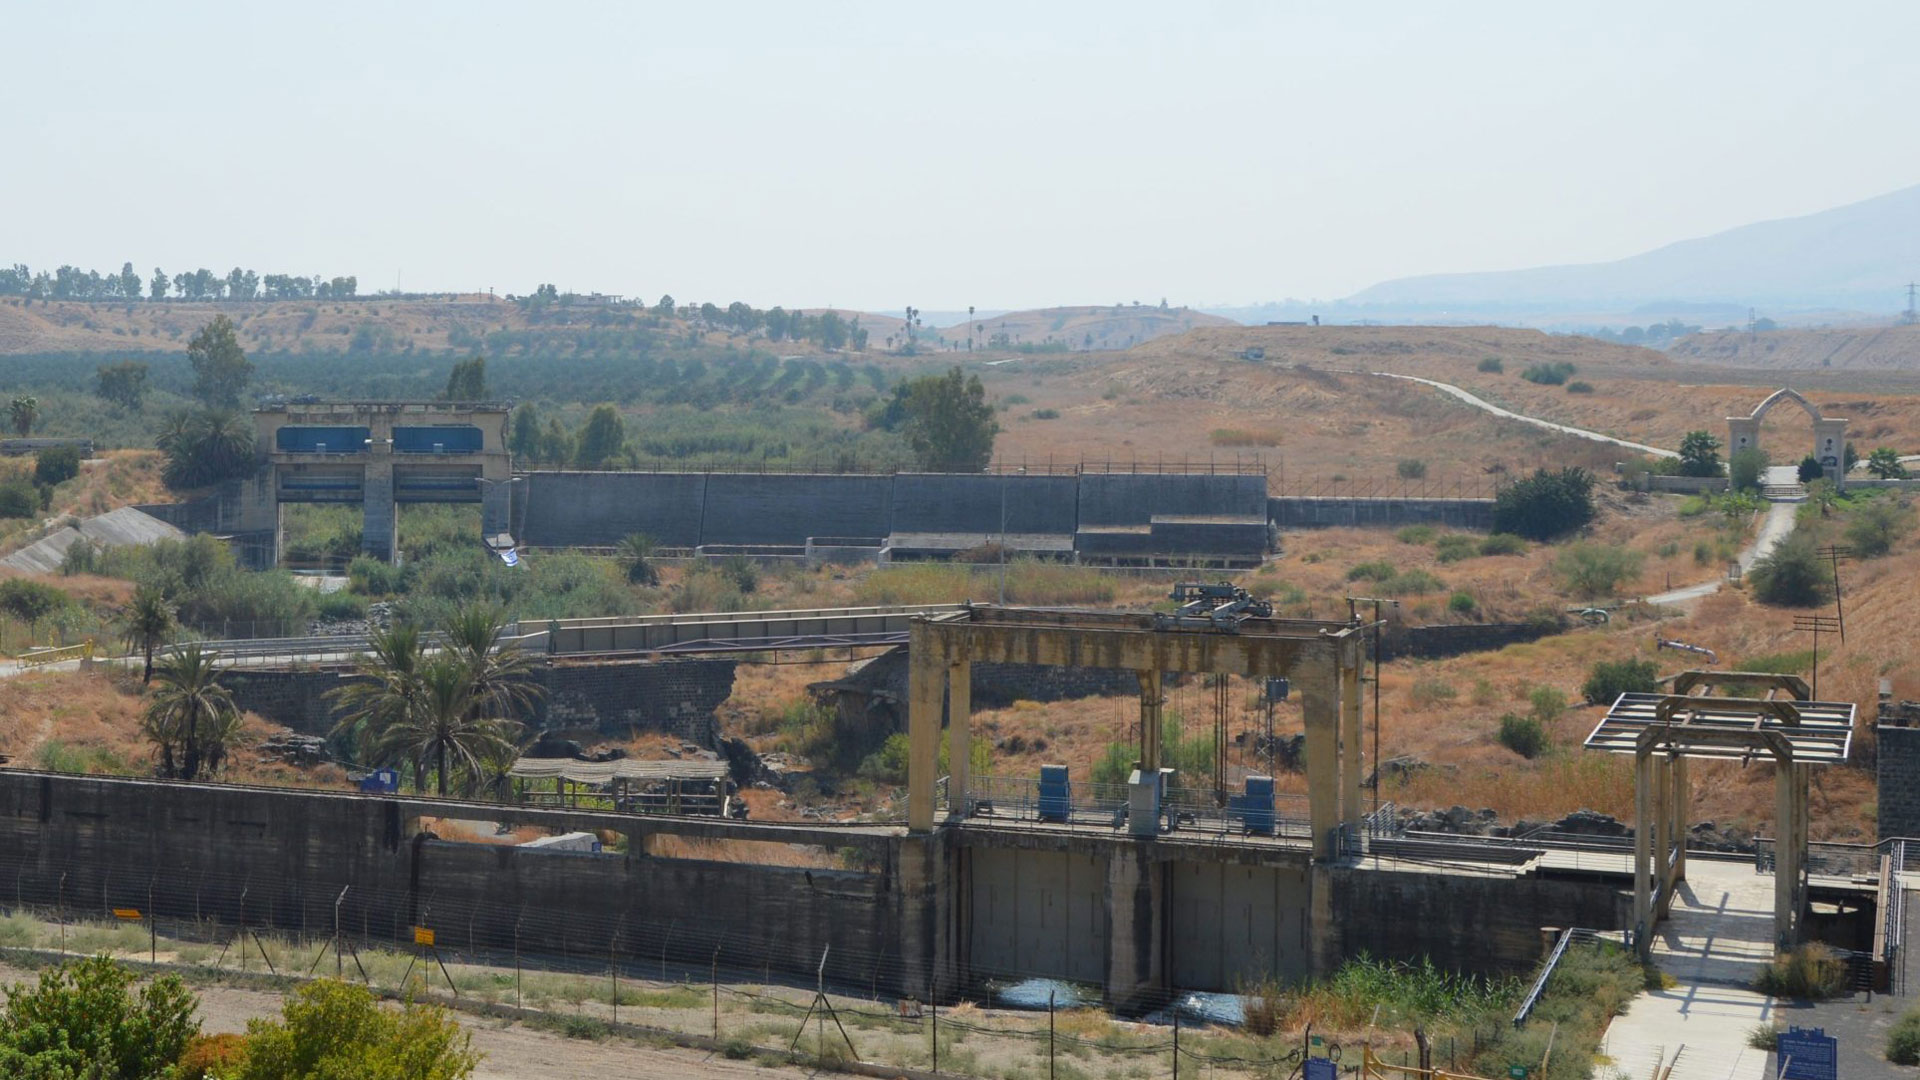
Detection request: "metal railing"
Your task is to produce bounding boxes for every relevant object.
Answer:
[955,775,1314,841]
[1512,928,1622,1027]
[18,640,95,669]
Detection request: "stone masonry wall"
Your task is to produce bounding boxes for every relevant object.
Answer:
[223,659,737,746]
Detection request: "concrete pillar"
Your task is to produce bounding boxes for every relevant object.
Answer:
[1303,665,1340,860]
[1814,419,1848,485]
[906,628,946,834]
[1672,755,1689,882]
[481,480,513,540]
[1137,670,1164,773]
[1104,843,1168,1014]
[946,659,971,816]
[1774,762,1796,950]
[1633,750,1652,957]
[1339,648,1363,843]
[362,459,397,563]
[1653,756,1672,919]
[1308,863,1340,976]
[1727,416,1760,457]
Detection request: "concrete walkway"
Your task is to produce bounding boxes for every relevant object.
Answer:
[1363,370,1678,458]
[1644,465,1804,608]
[1600,859,1780,1079]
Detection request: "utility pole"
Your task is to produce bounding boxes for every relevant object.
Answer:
[1346,595,1398,818]
[1792,614,1841,699]
[1907,282,1918,325]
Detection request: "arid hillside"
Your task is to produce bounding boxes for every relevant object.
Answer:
[1670,324,1920,371]
[926,304,1234,353]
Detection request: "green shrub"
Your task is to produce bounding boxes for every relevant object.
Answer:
[1749,535,1831,606]
[1729,447,1769,493]
[1395,524,1436,545]
[1477,356,1504,373]
[1433,534,1478,563]
[1519,362,1576,386]
[1752,944,1846,1000]
[315,590,369,622]
[0,578,69,625]
[1890,1007,1920,1064]
[1528,686,1568,724]
[0,955,199,1080]
[1493,468,1595,541]
[348,555,407,596]
[33,446,81,487]
[1845,496,1912,558]
[1553,542,1643,597]
[1565,380,1594,394]
[1796,455,1824,484]
[1345,560,1396,582]
[1477,533,1526,556]
[1498,713,1547,758]
[1396,459,1427,480]
[1447,591,1475,614]
[0,477,39,518]
[1382,569,1444,596]
[1029,408,1060,420]
[1582,659,1658,704]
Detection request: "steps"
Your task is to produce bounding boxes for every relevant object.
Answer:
[1761,483,1805,501]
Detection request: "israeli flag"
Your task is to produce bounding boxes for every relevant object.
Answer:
[497,546,521,567]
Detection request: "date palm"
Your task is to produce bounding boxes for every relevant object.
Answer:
[143,643,238,781]
[119,585,177,683]
[439,604,543,725]
[326,624,426,780]
[373,655,516,797]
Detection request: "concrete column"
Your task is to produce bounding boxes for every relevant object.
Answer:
[481,480,513,539]
[1814,419,1848,485]
[1727,416,1760,456]
[1653,756,1672,919]
[1303,665,1340,860]
[1672,755,1689,882]
[1774,762,1796,950]
[1339,647,1363,843]
[1104,843,1168,1015]
[1633,750,1652,957]
[362,460,397,563]
[946,659,971,816]
[906,628,946,834]
[1137,670,1164,774]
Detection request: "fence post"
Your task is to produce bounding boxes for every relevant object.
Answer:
[930,981,938,1074]
[147,878,156,964]
[1172,1011,1179,1080]
[1048,990,1056,1080]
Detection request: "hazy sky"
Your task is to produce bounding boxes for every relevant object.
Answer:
[8,2,1920,311]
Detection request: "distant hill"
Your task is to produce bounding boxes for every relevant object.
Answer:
[911,304,1235,353]
[1670,324,1920,371]
[1347,183,1920,312]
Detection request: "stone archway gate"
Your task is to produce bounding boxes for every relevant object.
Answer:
[1727,388,1848,485]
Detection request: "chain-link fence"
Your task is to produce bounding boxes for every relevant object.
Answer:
[0,847,1537,1079]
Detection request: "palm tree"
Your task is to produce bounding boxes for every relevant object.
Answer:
[144,643,238,781]
[439,605,543,724]
[616,532,659,585]
[120,585,177,683]
[373,656,516,797]
[326,624,427,779]
[8,395,38,438]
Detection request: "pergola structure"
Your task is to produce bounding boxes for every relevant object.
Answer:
[1584,671,1855,955]
[905,605,1369,858]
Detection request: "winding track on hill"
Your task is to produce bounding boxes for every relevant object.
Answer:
[1361,369,1678,458]
[1363,369,1800,607]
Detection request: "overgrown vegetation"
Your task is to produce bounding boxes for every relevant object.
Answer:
[0,955,198,1079]
[1582,658,1658,704]
[1753,943,1847,1000]
[1492,468,1595,541]
[1553,542,1643,597]
[1519,361,1577,386]
[1749,534,1832,607]
[1497,713,1547,758]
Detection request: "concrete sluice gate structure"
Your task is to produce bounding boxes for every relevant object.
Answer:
[2,604,1694,1019]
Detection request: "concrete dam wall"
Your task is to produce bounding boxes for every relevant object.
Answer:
[0,771,1628,1008]
[512,470,1269,561]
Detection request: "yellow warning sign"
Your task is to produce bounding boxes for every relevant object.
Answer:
[112,908,142,921]
[413,926,435,947]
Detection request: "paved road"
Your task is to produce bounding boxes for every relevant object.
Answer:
[1646,496,1799,606]
[1363,370,1679,458]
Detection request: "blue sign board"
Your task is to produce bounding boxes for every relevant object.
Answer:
[1304,1057,1336,1080]
[1776,1026,1837,1080]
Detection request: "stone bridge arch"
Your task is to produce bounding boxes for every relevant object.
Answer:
[1727,388,1848,484]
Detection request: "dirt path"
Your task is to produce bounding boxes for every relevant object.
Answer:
[0,964,814,1080]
